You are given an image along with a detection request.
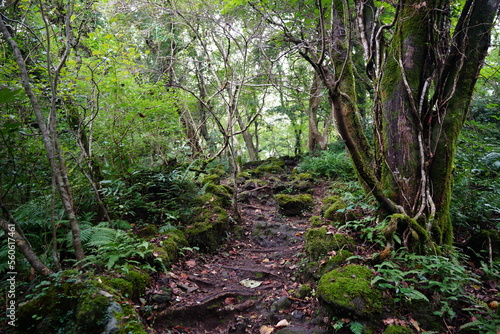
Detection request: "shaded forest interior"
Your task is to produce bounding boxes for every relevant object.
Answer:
[0,0,499,333]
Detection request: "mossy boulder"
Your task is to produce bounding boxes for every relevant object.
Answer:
[383,325,414,334]
[292,180,314,192]
[322,196,349,222]
[202,173,221,185]
[157,229,189,264]
[100,277,134,299]
[268,176,288,192]
[236,171,252,184]
[136,224,158,239]
[121,268,151,301]
[243,178,268,190]
[252,160,285,176]
[304,227,355,261]
[16,270,146,333]
[318,249,354,276]
[309,216,324,227]
[186,206,230,251]
[203,182,233,208]
[292,172,314,182]
[275,194,314,216]
[317,265,384,320]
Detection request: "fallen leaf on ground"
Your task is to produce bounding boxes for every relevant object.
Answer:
[185,259,196,268]
[240,278,263,288]
[224,297,236,305]
[259,325,274,334]
[276,319,289,327]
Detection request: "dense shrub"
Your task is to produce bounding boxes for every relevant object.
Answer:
[452,120,500,230]
[298,142,355,180]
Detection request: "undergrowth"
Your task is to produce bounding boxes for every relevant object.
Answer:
[75,221,165,272]
[298,142,356,181]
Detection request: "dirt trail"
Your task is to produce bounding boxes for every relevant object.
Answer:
[149,167,330,334]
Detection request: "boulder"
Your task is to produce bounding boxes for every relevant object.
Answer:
[15,270,147,333]
[317,265,384,320]
[275,194,314,216]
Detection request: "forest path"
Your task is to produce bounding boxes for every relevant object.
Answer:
[149,165,330,334]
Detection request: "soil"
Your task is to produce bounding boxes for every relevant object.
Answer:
[146,166,331,334]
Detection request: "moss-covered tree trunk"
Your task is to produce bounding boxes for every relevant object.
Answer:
[373,0,498,249]
[289,0,499,252]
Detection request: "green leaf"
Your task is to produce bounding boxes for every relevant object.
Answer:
[0,88,23,104]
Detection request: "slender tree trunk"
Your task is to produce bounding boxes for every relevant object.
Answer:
[0,199,53,277]
[0,14,85,261]
[235,108,258,161]
[307,72,334,152]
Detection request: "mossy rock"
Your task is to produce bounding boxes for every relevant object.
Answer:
[16,270,146,333]
[318,249,354,276]
[383,325,414,334]
[304,227,355,261]
[100,277,134,299]
[195,191,231,209]
[275,194,314,216]
[268,176,288,191]
[292,180,314,192]
[157,229,189,264]
[322,196,348,222]
[243,178,268,190]
[292,172,314,182]
[202,173,221,185]
[317,265,384,320]
[121,268,151,301]
[236,171,252,184]
[203,182,233,208]
[252,160,285,176]
[309,216,324,227]
[186,206,230,251]
[136,224,158,239]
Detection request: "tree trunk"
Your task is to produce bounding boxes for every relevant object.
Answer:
[288,0,499,252]
[307,72,330,152]
[236,109,258,161]
[0,198,54,277]
[0,14,85,262]
[428,0,500,246]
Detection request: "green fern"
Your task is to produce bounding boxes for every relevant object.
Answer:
[76,222,164,272]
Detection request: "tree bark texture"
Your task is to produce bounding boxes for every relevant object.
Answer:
[288,0,499,251]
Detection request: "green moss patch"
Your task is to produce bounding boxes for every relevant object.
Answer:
[16,270,146,333]
[252,160,285,176]
[304,227,355,261]
[383,325,413,334]
[186,206,230,251]
[275,194,314,216]
[318,249,354,276]
[322,196,353,223]
[317,265,384,319]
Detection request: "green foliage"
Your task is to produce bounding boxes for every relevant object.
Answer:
[99,166,198,224]
[298,143,355,180]
[459,307,500,333]
[331,317,365,334]
[453,119,500,229]
[77,222,165,272]
[372,249,480,319]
